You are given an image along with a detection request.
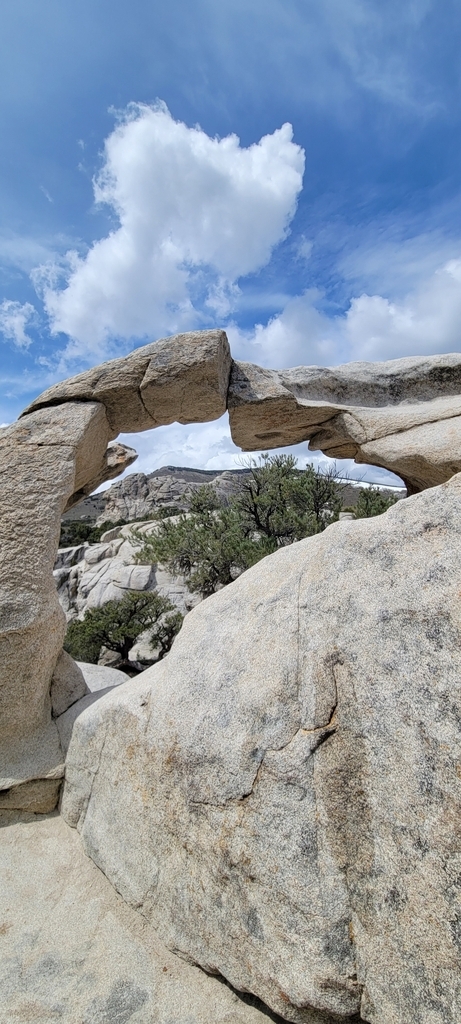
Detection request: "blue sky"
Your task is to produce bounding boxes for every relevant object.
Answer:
[1,0,461,482]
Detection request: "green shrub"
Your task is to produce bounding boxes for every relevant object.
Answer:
[59,519,126,548]
[354,487,398,518]
[64,591,183,667]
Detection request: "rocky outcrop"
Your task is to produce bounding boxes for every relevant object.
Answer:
[0,330,231,808]
[5,332,461,1019]
[4,333,461,814]
[228,354,461,492]
[63,475,461,1024]
[55,521,200,625]
[93,466,248,525]
[0,810,283,1024]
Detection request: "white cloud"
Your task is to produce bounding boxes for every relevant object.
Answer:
[34,102,304,363]
[0,233,59,273]
[343,257,461,361]
[228,254,461,369]
[227,291,344,368]
[39,185,53,204]
[0,300,38,349]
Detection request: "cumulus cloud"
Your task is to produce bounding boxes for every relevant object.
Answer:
[228,254,461,369]
[0,300,38,349]
[344,258,461,360]
[227,291,342,369]
[34,102,304,362]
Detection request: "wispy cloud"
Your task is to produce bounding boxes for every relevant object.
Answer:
[0,300,38,350]
[39,185,53,204]
[0,233,60,274]
[197,0,444,120]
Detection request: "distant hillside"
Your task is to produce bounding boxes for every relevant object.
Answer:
[62,464,405,525]
[62,466,252,524]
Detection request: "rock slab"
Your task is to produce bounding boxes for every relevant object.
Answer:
[0,810,288,1024]
[228,354,461,492]
[23,329,231,434]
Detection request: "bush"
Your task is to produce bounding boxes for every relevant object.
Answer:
[63,591,183,667]
[59,519,126,547]
[354,487,398,518]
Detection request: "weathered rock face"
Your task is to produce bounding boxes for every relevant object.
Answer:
[50,649,89,718]
[1,330,232,808]
[92,466,248,525]
[65,439,138,511]
[23,329,231,434]
[228,355,461,492]
[63,475,461,1024]
[0,810,286,1024]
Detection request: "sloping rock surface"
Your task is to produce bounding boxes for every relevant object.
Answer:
[77,661,130,690]
[228,354,461,491]
[0,810,289,1024]
[63,474,461,1024]
[50,649,88,717]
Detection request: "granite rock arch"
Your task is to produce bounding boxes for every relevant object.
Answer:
[3,331,461,808]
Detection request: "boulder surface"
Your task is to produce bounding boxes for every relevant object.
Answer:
[50,649,89,717]
[0,401,113,800]
[23,329,231,434]
[63,474,461,1024]
[0,810,291,1024]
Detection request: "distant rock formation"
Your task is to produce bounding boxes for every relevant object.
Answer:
[55,521,200,626]
[95,466,249,525]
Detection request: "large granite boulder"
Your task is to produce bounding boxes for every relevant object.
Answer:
[228,355,461,492]
[63,474,461,1024]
